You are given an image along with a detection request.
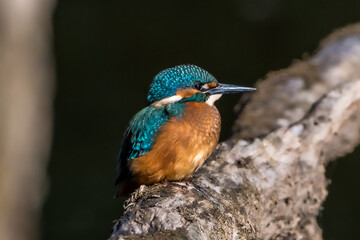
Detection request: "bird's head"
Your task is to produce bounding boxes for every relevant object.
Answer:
[148,65,256,107]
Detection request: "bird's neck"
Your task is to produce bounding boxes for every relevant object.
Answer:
[151,92,222,119]
[179,93,207,103]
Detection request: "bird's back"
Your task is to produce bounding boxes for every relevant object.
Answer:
[115,106,169,185]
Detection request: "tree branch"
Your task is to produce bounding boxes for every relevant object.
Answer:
[110,23,360,240]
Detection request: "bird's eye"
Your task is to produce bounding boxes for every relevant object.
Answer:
[194,83,203,90]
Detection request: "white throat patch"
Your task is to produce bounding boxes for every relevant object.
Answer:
[151,93,223,107]
[206,94,222,106]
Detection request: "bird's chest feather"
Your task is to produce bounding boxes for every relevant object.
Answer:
[130,102,221,184]
[181,102,221,149]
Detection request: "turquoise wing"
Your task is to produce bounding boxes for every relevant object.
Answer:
[115,106,170,184]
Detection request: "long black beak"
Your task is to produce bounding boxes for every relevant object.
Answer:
[206,83,256,95]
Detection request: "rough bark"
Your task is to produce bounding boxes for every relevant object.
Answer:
[110,23,360,240]
[0,1,55,240]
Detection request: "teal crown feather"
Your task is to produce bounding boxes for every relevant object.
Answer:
[147,64,218,103]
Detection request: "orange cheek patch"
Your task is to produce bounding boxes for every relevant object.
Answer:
[176,89,200,98]
[208,82,218,88]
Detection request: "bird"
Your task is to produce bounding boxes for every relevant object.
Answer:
[115,64,255,192]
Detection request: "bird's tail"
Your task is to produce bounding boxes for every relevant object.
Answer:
[114,178,139,198]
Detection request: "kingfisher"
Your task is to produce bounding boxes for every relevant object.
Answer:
[115,64,255,192]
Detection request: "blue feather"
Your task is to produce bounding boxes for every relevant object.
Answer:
[116,104,186,183]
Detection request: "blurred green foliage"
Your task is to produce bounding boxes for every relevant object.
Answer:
[42,0,360,239]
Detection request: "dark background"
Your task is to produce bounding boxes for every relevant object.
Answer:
[42,1,360,239]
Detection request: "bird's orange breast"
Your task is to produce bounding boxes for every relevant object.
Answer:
[130,102,221,185]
